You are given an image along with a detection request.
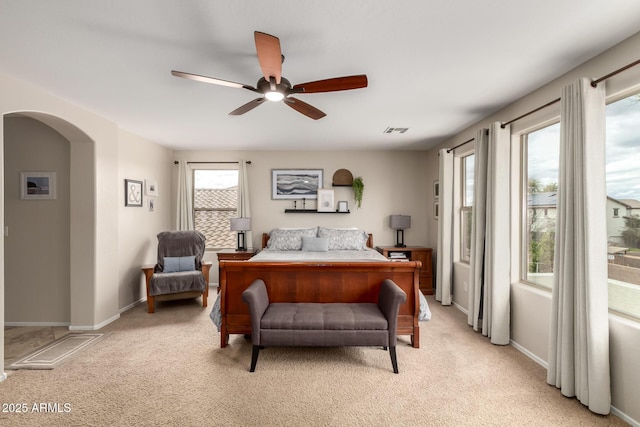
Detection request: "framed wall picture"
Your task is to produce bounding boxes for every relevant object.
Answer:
[337,200,349,212]
[272,169,323,199]
[20,172,56,200]
[145,179,158,197]
[125,179,143,207]
[434,180,440,199]
[317,189,335,212]
[434,201,439,219]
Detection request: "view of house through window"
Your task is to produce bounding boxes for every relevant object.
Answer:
[521,91,640,320]
[605,92,640,319]
[460,154,474,263]
[524,123,560,288]
[193,168,239,249]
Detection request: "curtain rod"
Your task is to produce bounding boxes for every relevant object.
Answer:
[445,129,490,153]
[446,137,474,153]
[500,58,640,129]
[173,161,251,165]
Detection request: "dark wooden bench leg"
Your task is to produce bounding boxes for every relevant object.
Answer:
[389,346,399,374]
[250,345,260,372]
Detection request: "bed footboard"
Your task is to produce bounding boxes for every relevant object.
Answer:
[218,260,421,348]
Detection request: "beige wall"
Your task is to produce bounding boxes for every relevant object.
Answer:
[171,150,431,284]
[117,129,173,309]
[4,116,71,323]
[427,31,640,423]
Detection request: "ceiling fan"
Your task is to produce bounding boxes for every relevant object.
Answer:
[171,31,368,120]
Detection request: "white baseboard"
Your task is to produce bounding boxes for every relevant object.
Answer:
[509,339,548,369]
[120,297,146,313]
[4,321,70,327]
[611,406,639,427]
[69,313,120,331]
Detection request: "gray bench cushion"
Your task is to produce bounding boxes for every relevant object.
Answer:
[261,303,388,330]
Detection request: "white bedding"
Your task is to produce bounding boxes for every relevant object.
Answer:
[248,247,390,262]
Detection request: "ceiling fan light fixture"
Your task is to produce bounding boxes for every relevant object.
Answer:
[265,91,285,102]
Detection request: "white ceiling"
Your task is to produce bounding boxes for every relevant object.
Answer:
[2,1,640,151]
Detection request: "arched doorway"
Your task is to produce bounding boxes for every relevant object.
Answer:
[3,111,95,328]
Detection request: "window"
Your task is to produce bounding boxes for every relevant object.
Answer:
[460,154,474,263]
[193,168,239,249]
[606,91,640,320]
[522,123,560,289]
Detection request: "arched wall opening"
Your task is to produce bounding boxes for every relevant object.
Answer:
[3,111,96,328]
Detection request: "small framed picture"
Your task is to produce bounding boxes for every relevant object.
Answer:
[434,180,440,199]
[337,200,349,212]
[317,189,335,212]
[125,179,143,207]
[20,172,56,200]
[145,179,158,197]
[434,201,439,219]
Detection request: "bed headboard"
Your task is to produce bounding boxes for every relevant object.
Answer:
[261,233,374,249]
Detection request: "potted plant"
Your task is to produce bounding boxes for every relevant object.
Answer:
[352,176,364,208]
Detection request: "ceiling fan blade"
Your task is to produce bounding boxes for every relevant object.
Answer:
[254,31,282,84]
[229,97,266,116]
[171,70,257,92]
[292,75,368,93]
[284,97,326,120]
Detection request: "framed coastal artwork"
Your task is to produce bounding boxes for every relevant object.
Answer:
[20,172,56,200]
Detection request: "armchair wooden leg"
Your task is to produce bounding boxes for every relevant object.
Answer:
[147,296,155,314]
[202,287,208,308]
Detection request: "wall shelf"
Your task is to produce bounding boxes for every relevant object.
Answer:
[284,209,350,214]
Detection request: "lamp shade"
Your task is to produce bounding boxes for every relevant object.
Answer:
[389,215,411,230]
[230,217,251,231]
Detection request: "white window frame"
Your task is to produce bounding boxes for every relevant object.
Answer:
[460,153,474,264]
[192,163,239,250]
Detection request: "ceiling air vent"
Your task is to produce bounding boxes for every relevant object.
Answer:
[384,127,408,134]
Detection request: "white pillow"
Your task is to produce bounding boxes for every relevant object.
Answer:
[301,236,329,252]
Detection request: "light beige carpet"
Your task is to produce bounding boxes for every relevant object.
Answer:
[0,296,628,426]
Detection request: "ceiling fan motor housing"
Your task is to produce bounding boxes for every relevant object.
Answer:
[257,76,292,99]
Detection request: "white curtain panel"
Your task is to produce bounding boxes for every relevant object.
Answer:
[237,160,253,249]
[176,159,194,230]
[467,124,511,345]
[436,148,454,305]
[468,128,488,330]
[547,78,610,414]
[483,122,511,344]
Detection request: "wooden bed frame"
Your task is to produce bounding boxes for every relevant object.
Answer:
[218,233,422,348]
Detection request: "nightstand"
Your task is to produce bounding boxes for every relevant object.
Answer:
[216,248,258,262]
[376,246,433,295]
[216,249,258,292]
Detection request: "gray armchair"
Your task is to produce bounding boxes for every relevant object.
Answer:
[142,231,211,313]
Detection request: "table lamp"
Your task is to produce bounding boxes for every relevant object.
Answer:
[230,217,251,251]
[389,215,411,248]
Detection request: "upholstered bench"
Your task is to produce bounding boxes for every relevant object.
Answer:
[241,278,407,373]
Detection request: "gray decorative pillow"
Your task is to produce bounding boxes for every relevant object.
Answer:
[267,228,318,251]
[301,236,329,252]
[163,255,196,273]
[317,227,368,250]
